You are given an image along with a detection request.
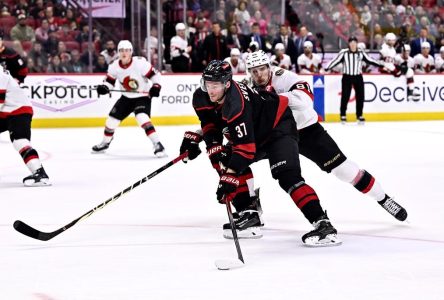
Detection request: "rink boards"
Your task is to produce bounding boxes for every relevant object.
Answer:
[22,73,444,128]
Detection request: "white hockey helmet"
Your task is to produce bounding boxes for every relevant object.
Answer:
[421,41,431,49]
[175,22,186,31]
[303,40,313,49]
[230,48,241,56]
[385,32,397,42]
[117,40,133,52]
[275,43,285,51]
[246,50,270,70]
[440,46,444,53]
[403,44,411,52]
[357,42,366,50]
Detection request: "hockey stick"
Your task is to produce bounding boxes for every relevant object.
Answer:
[215,196,245,270]
[13,152,189,241]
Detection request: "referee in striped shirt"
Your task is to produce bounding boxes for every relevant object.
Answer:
[326,36,385,124]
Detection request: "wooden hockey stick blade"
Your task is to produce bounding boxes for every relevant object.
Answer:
[215,259,245,270]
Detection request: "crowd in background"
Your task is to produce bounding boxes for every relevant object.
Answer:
[0,0,443,74]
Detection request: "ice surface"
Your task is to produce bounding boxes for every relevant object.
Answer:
[1,121,444,300]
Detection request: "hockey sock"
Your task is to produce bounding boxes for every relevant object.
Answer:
[103,116,120,143]
[288,183,324,223]
[352,170,385,201]
[136,113,160,144]
[13,139,42,173]
[232,168,255,211]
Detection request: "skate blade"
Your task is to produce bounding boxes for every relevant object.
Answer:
[155,151,167,158]
[24,179,52,187]
[223,227,263,239]
[215,259,244,270]
[91,149,106,154]
[303,234,342,247]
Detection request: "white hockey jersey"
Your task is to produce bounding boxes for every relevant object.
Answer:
[394,54,414,68]
[224,57,246,74]
[436,56,444,73]
[170,35,190,58]
[270,54,292,70]
[297,53,322,74]
[379,43,396,63]
[0,66,33,117]
[248,67,318,129]
[104,56,161,98]
[413,54,436,73]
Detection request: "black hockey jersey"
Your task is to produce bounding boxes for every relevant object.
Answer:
[0,46,28,83]
[193,80,292,173]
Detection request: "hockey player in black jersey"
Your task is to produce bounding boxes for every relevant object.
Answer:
[180,60,341,247]
[0,35,28,83]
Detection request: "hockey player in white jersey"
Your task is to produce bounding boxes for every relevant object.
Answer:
[413,42,436,74]
[380,32,419,100]
[394,44,414,69]
[217,50,407,238]
[0,65,50,186]
[93,40,166,157]
[297,41,323,74]
[435,46,444,73]
[224,48,246,74]
[270,43,292,70]
[170,22,191,72]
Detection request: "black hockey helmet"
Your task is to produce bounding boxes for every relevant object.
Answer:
[201,60,232,86]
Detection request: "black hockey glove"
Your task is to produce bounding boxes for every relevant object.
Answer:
[180,131,202,163]
[207,144,230,174]
[149,83,161,98]
[97,84,110,95]
[216,172,240,203]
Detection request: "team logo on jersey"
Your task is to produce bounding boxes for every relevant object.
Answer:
[122,76,139,91]
[275,68,284,76]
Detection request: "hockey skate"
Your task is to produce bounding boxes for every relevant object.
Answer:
[357,116,365,125]
[92,138,112,153]
[153,142,166,157]
[340,116,347,124]
[378,196,408,221]
[407,89,420,101]
[23,167,51,187]
[223,209,264,239]
[302,212,342,247]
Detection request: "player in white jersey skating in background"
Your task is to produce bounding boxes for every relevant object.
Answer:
[220,50,407,238]
[413,42,436,74]
[0,65,50,186]
[380,32,419,100]
[435,46,444,73]
[297,41,324,74]
[93,40,166,157]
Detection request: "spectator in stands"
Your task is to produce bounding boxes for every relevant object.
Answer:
[60,8,81,28]
[60,52,74,73]
[10,14,35,42]
[30,0,45,19]
[215,10,227,30]
[227,23,248,52]
[436,24,444,51]
[28,42,48,72]
[272,24,298,69]
[224,48,246,74]
[70,49,85,73]
[35,19,50,44]
[249,11,267,35]
[100,40,118,64]
[48,55,68,73]
[27,57,42,73]
[429,15,442,40]
[76,23,94,44]
[57,41,68,56]
[360,5,371,27]
[0,6,11,17]
[45,29,59,56]
[249,22,268,52]
[45,6,61,31]
[12,0,28,17]
[271,43,292,70]
[186,15,197,38]
[93,54,108,73]
[202,22,229,66]
[190,24,207,72]
[234,1,251,35]
[170,23,191,72]
[435,46,444,73]
[295,25,316,60]
[410,27,435,57]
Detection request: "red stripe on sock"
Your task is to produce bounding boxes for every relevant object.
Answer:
[24,155,39,164]
[290,184,319,208]
[362,177,375,194]
[296,195,319,209]
[19,146,31,154]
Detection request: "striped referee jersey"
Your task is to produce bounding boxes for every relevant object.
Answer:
[326,48,384,75]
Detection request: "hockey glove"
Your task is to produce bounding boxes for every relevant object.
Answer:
[97,84,110,95]
[180,131,202,163]
[207,144,230,173]
[149,83,161,98]
[216,173,240,203]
